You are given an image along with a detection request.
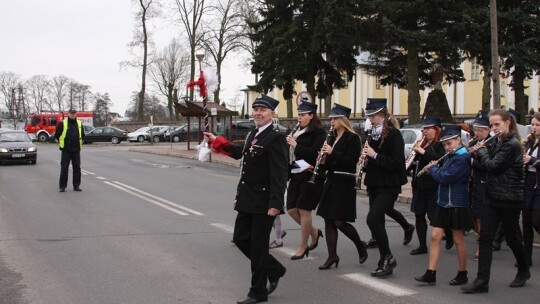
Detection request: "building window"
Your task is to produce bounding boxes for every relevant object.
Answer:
[375,75,382,89]
[470,58,480,81]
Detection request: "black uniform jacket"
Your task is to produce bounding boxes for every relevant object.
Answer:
[292,127,326,167]
[224,126,289,214]
[364,127,408,190]
[411,141,446,191]
[476,132,524,206]
[524,138,540,188]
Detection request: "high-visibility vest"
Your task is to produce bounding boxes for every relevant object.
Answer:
[58,119,83,149]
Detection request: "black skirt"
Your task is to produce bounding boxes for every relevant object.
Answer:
[430,204,474,230]
[286,171,323,211]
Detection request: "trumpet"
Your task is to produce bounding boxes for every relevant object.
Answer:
[417,150,452,177]
[354,126,373,189]
[405,136,427,170]
[309,125,334,184]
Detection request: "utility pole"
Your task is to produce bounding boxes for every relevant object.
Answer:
[490,0,501,109]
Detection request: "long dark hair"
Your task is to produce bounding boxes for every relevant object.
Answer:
[489,108,521,142]
[526,112,540,147]
[306,113,322,132]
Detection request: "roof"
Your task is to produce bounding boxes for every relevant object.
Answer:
[173,100,238,117]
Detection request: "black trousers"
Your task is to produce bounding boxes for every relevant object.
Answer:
[367,188,399,261]
[59,150,81,189]
[233,212,286,300]
[477,204,529,282]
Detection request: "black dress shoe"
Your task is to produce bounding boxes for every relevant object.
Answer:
[414,269,436,284]
[358,241,368,264]
[308,229,324,250]
[449,271,468,286]
[509,270,531,288]
[403,225,415,245]
[445,238,454,250]
[237,297,267,304]
[461,278,489,293]
[371,255,397,277]
[291,247,309,260]
[410,247,428,255]
[319,256,340,270]
[267,268,286,295]
[366,238,378,249]
[59,188,65,192]
[74,187,82,192]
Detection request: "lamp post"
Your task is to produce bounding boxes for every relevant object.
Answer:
[195,50,209,134]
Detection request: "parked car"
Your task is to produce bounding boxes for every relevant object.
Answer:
[400,127,423,158]
[84,126,128,144]
[127,126,150,142]
[0,130,37,165]
[167,123,202,143]
[145,126,176,143]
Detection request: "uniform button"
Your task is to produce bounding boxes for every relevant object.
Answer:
[263,188,266,191]
[241,181,245,184]
[243,162,246,164]
[242,171,245,174]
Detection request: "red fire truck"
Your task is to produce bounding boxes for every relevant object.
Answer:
[25,111,94,142]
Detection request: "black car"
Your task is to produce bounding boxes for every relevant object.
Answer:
[167,123,202,143]
[48,124,95,143]
[84,127,128,144]
[0,130,37,165]
[147,126,181,143]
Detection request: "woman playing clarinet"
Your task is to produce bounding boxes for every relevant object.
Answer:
[285,102,326,260]
[316,104,368,270]
[362,99,408,277]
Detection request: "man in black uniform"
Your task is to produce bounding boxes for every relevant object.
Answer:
[55,108,85,192]
[204,95,288,304]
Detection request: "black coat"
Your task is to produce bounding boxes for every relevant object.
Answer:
[476,132,524,206]
[317,131,361,222]
[364,126,407,191]
[411,141,446,191]
[224,126,289,214]
[291,127,326,167]
[54,118,85,152]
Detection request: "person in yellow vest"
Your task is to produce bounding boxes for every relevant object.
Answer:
[55,108,85,192]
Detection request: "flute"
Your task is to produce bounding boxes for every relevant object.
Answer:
[417,150,452,177]
[309,125,334,184]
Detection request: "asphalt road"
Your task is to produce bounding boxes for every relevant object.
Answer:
[0,143,538,303]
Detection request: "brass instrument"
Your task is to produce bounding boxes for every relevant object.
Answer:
[287,122,301,163]
[405,136,427,170]
[309,125,334,184]
[354,126,373,189]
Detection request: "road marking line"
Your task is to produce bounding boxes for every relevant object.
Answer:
[210,223,234,233]
[81,169,95,175]
[111,181,204,216]
[96,176,107,180]
[339,273,417,297]
[273,247,314,260]
[104,181,189,216]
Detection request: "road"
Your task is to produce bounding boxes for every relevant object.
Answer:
[0,143,538,303]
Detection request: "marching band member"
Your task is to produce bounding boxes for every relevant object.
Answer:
[362,99,408,277]
[415,124,473,285]
[204,95,288,304]
[409,117,447,256]
[469,111,491,260]
[463,109,530,293]
[285,102,326,260]
[522,112,540,267]
[316,104,368,270]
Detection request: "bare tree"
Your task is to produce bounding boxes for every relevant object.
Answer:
[236,0,261,83]
[26,75,50,113]
[174,0,209,101]
[0,72,22,118]
[124,0,160,121]
[150,39,190,121]
[49,75,69,111]
[202,0,245,103]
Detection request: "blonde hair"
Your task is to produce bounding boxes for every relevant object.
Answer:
[334,116,356,134]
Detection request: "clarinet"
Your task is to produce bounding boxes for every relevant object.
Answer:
[309,125,334,184]
[354,126,374,189]
[405,136,427,170]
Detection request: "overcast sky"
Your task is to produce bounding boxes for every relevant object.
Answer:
[0,0,253,115]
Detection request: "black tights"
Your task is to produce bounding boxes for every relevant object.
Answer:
[522,209,540,265]
[324,219,364,259]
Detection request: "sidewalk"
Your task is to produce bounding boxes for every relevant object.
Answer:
[128,143,413,204]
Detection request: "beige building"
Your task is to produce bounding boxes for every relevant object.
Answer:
[243,59,540,118]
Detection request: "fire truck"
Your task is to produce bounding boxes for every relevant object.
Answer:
[25,111,94,142]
